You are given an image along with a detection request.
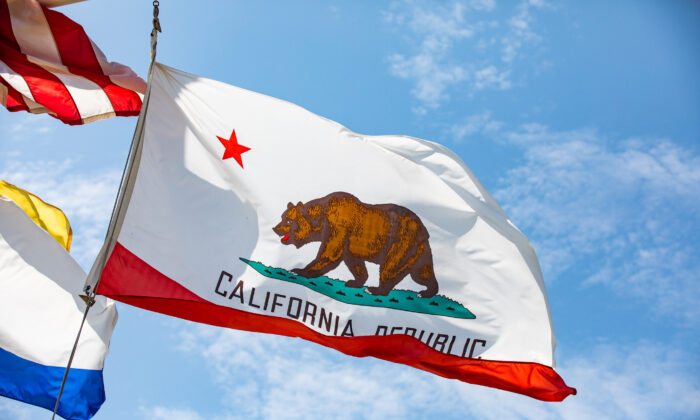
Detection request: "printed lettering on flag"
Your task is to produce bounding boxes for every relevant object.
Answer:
[89,63,575,401]
[0,0,145,125]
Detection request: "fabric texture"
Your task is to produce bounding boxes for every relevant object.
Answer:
[90,63,574,401]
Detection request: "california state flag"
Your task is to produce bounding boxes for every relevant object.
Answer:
[88,63,575,401]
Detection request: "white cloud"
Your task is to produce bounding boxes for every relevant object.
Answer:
[386,2,476,109]
[470,0,496,12]
[493,124,700,319]
[474,65,511,89]
[0,399,37,420]
[6,113,54,140]
[448,111,503,141]
[142,325,700,420]
[389,51,468,109]
[501,0,546,62]
[558,344,700,420]
[0,159,121,268]
[385,1,548,110]
[140,406,208,420]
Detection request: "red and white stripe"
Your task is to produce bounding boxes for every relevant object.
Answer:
[0,0,145,125]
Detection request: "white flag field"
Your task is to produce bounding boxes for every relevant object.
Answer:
[88,63,575,401]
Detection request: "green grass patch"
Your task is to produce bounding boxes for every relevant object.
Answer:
[240,258,475,319]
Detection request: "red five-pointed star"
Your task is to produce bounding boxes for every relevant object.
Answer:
[216,129,251,168]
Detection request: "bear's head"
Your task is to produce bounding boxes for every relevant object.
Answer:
[273,202,318,248]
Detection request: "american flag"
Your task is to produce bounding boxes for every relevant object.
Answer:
[0,0,145,125]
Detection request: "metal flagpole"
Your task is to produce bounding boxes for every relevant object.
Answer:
[50,3,161,419]
[50,287,94,420]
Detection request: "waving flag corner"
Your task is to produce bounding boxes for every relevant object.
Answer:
[0,0,145,125]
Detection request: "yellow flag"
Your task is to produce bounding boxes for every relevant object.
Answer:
[0,180,72,251]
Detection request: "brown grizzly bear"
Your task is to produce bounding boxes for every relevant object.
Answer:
[272,192,438,298]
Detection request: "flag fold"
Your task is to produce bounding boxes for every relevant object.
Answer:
[0,180,72,250]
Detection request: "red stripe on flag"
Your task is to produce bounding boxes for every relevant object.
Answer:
[0,0,82,124]
[0,77,29,111]
[98,242,577,402]
[0,1,23,62]
[41,5,142,116]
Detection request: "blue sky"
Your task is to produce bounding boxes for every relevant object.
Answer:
[1,1,699,419]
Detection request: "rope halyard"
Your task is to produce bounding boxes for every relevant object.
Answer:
[150,1,161,63]
[51,3,162,418]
